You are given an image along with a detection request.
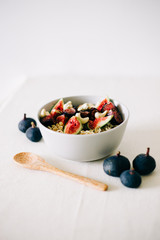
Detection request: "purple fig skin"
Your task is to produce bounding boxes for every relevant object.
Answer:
[120,169,142,188]
[89,108,98,121]
[103,152,131,177]
[79,110,90,118]
[26,122,42,142]
[18,114,37,133]
[133,148,156,175]
[64,108,76,117]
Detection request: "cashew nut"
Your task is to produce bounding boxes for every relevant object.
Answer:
[64,101,73,110]
[76,113,89,124]
[77,103,95,111]
[40,108,50,118]
[95,110,108,119]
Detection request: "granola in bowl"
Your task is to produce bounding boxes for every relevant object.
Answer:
[39,96,123,135]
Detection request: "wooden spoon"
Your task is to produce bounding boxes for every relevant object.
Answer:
[13,152,108,191]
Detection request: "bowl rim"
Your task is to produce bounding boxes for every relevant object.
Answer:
[37,94,129,137]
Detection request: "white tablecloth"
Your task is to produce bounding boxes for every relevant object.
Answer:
[0,76,160,240]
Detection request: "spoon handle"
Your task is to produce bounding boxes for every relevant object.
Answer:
[40,163,108,191]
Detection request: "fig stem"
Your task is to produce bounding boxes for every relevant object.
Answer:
[130,170,134,175]
[117,151,120,157]
[146,147,150,156]
[31,122,35,128]
[24,113,26,120]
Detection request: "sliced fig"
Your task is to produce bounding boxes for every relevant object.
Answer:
[40,114,54,127]
[89,108,98,121]
[102,102,115,112]
[50,98,64,114]
[79,110,90,118]
[87,115,113,130]
[64,116,82,134]
[111,108,123,124]
[56,114,68,125]
[96,96,110,112]
[64,107,76,117]
[50,109,61,119]
[103,102,123,124]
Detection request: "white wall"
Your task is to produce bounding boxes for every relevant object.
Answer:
[0,0,160,102]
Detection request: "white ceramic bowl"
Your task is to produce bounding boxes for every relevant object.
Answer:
[37,95,129,162]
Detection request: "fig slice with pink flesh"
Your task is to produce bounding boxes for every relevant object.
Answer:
[50,98,64,114]
[87,115,113,130]
[96,96,110,111]
[64,116,82,134]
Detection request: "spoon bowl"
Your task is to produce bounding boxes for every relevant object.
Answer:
[14,152,46,170]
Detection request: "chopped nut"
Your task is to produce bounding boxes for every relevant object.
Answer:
[95,110,108,119]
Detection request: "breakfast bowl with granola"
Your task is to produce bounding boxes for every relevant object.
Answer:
[37,95,129,161]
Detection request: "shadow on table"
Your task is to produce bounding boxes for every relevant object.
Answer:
[140,171,159,189]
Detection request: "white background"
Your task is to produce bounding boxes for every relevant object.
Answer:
[0,0,160,103]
